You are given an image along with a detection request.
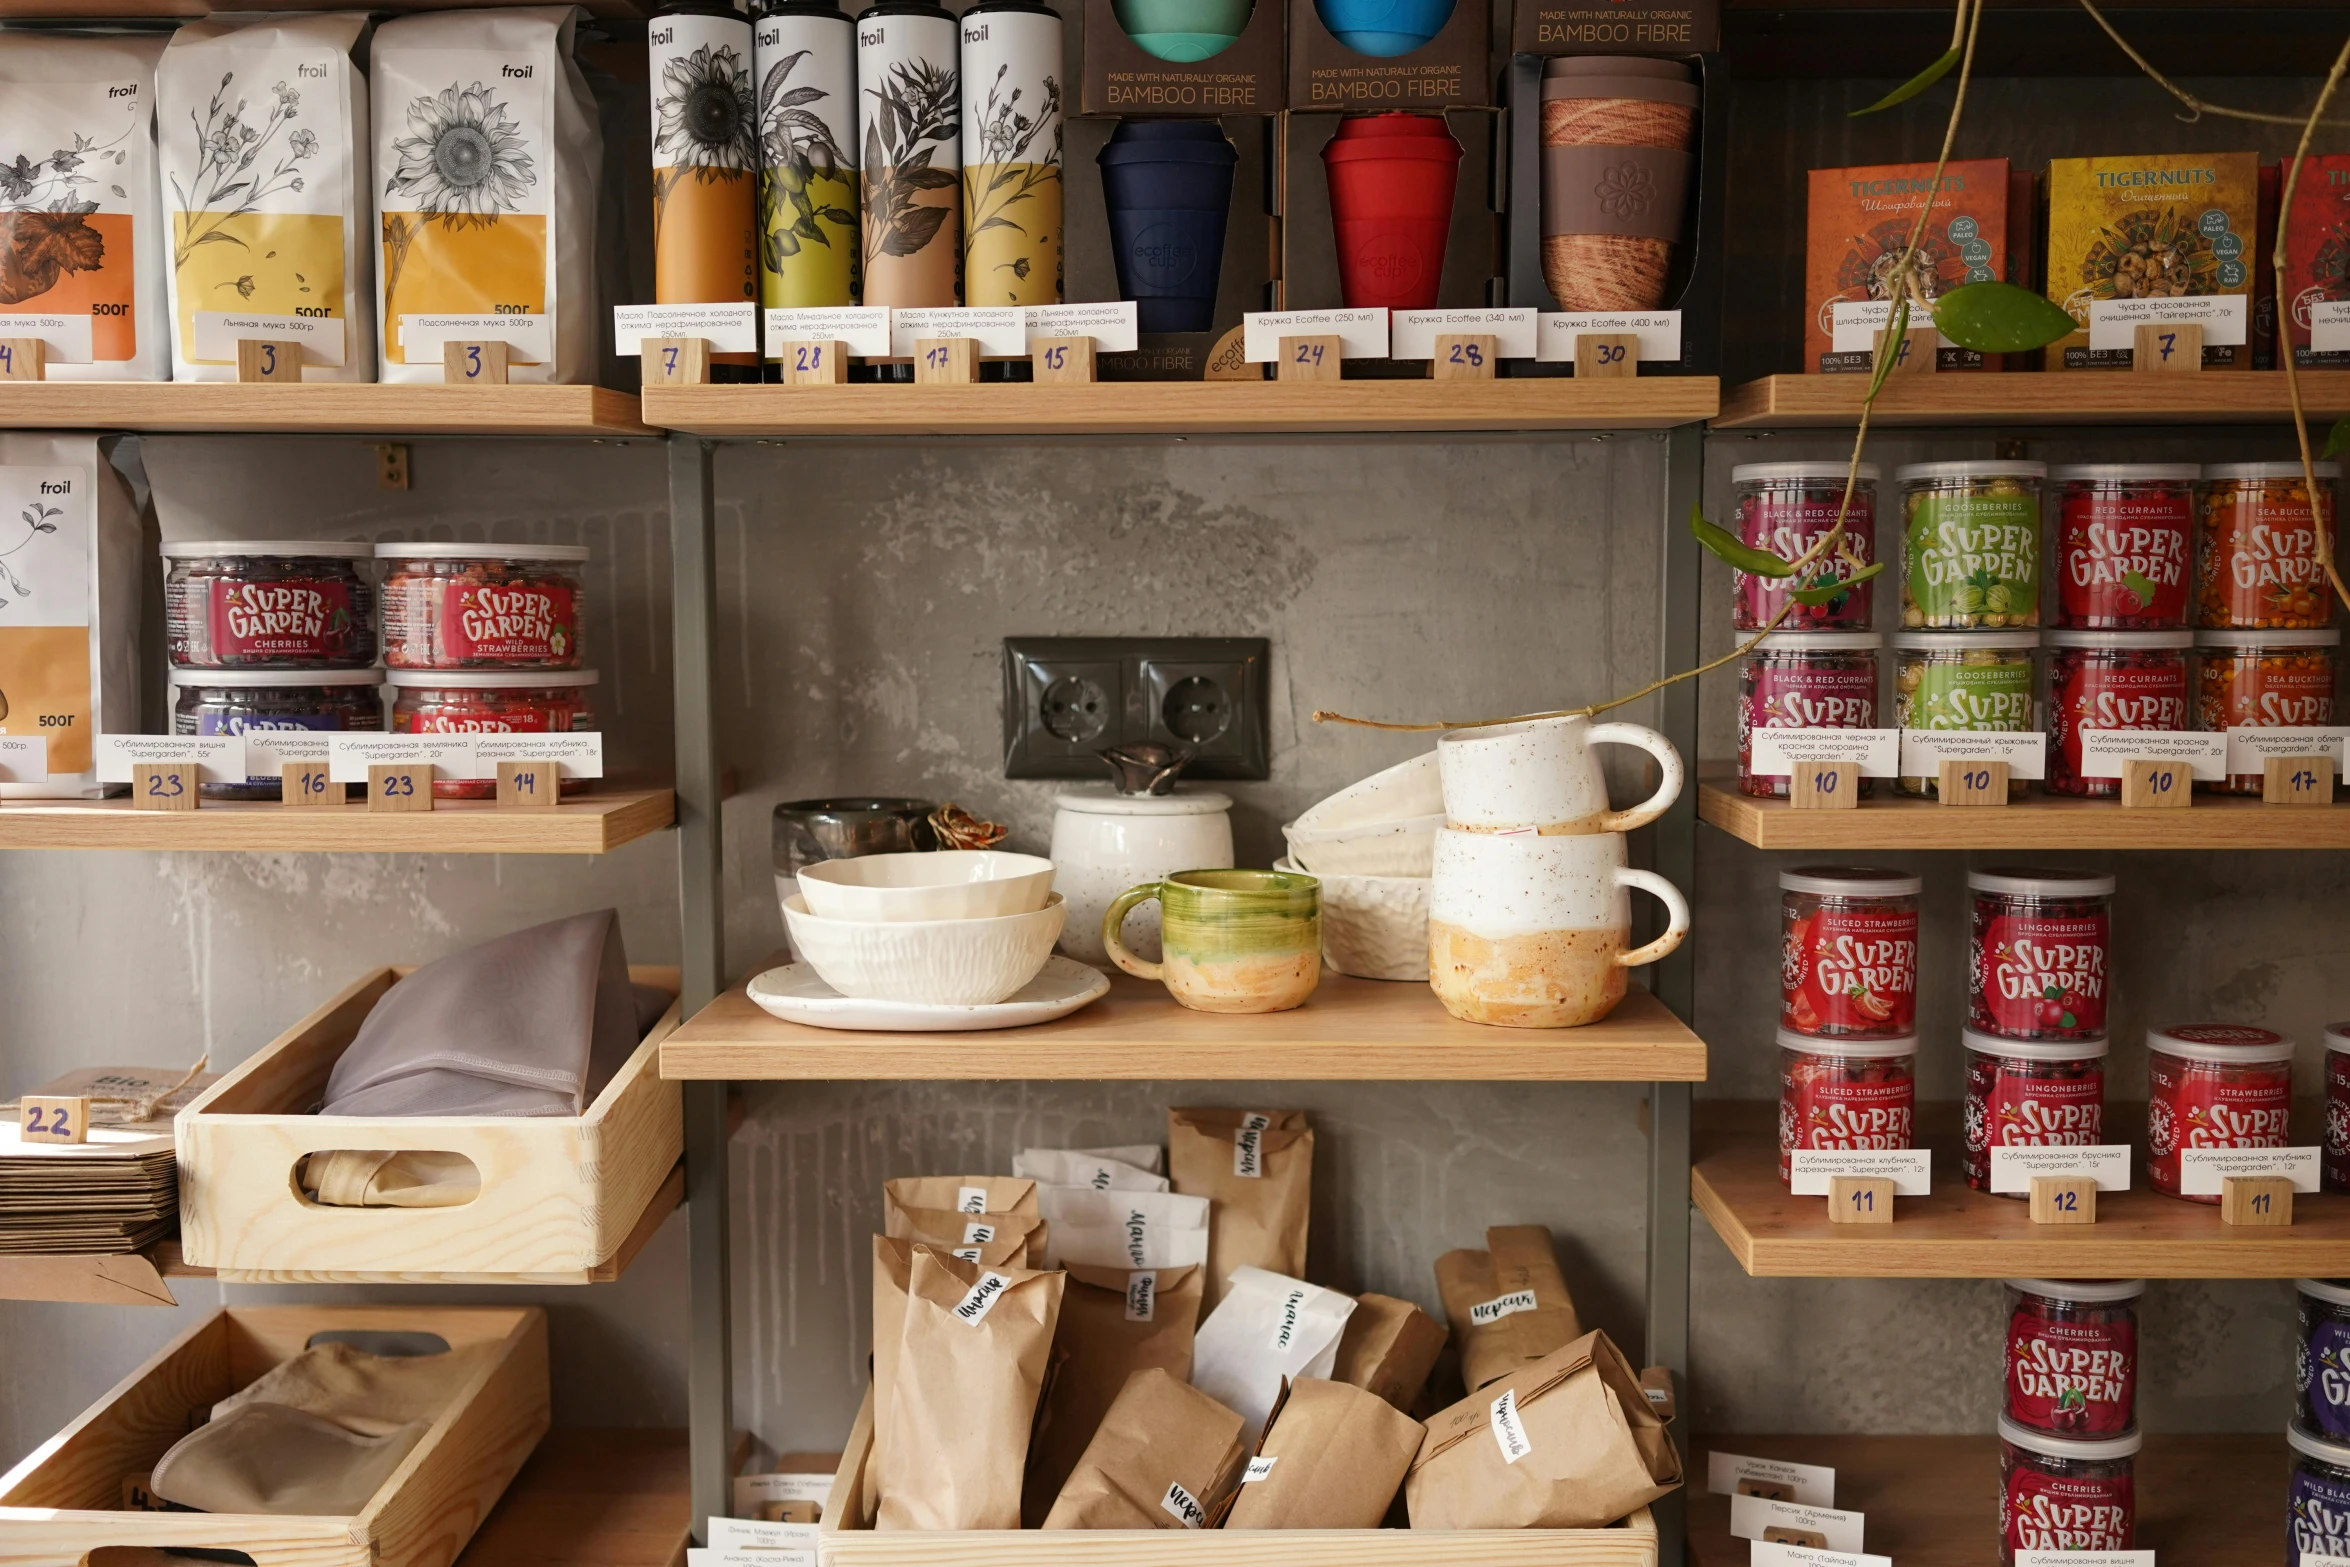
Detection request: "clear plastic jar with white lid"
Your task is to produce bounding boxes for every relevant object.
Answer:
[2145,1022,2296,1202]
[1729,462,1880,631]
[2329,1024,2350,1193]
[1777,1027,1918,1184]
[1963,1030,2109,1193]
[1897,460,2045,630]
[1737,631,1883,799]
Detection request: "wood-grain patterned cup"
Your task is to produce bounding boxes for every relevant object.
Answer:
[1539,56,1697,312]
[1103,869,1321,1013]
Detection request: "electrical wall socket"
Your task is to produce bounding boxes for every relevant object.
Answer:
[1003,637,1271,780]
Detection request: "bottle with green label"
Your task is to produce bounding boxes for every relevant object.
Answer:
[1893,630,2039,796]
[1898,460,2045,630]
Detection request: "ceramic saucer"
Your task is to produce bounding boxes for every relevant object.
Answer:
[746,955,1111,1032]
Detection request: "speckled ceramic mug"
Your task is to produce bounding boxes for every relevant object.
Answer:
[1103,869,1322,1013]
[1437,714,1684,834]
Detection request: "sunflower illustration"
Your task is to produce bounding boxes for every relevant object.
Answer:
[655,42,756,184]
[387,82,536,226]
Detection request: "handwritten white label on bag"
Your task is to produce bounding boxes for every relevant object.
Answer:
[1707,1451,1835,1506]
[2089,293,2247,349]
[193,310,348,366]
[1023,301,1140,353]
[1898,730,2048,780]
[1242,308,1389,362]
[400,312,550,365]
[0,735,50,782]
[1123,1206,1153,1267]
[1470,1289,1539,1326]
[1389,307,1539,361]
[2178,1146,2319,1196]
[952,1271,1012,1326]
[951,1247,983,1262]
[1234,1112,1272,1177]
[956,1185,991,1214]
[1489,1388,1533,1465]
[765,306,891,358]
[2017,1553,2153,1567]
[1243,1456,1277,1483]
[2077,728,2226,781]
[613,303,758,355]
[0,313,93,363]
[94,734,245,785]
[326,734,475,784]
[1787,1150,1931,1197]
[1828,298,1955,354]
[1125,1271,1157,1322]
[1747,728,1900,778]
[467,733,605,780]
[1729,1495,1866,1553]
[962,1221,996,1244]
[1269,1287,1313,1353]
[2225,725,2350,771]
[1989,1145,2133,1194]
[1160,1480,1207,1528]
[889,306,1027,358]
[1750,1544,1891,1567]
[1535,310,1683,363]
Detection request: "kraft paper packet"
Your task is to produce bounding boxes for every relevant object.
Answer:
[1404,1329,1681,1531]
[1435,1224,1582,1391]
[1332,1291,1449,1412]
[1015,1147,1170,1191]
[1168,1107,1312,1307]
[876,1247,1065,1530]
[1021,1261,1205,1526]
[884,1175,1038,1225]
[1227,1377,1420,1529]
[1036,1186,1208,1269]
[866,1233,1035,1521]
[1042,1367,1246,1531]
[1190,1265,1357,1447]
[894,1204,1048,1265]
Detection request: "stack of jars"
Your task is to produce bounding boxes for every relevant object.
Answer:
[2293,1280,2350,1567]
[1999,1278,2142,1563]
[1775,866,1919,1179]
[1962,868,2112,1193]
[1896,461,2047,798]
[2195,463,2341,794]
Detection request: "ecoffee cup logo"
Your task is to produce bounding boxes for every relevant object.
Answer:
[1131,223,1199,286]
[1356,235,1425,293]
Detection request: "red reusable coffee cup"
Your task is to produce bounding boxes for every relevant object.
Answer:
[1321,113,1463,310]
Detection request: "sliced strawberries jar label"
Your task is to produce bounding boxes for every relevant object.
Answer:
[1778,1038,1916,1183]
[1784,903,1918,1036]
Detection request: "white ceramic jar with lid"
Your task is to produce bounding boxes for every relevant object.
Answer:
[1049,788,1234,964]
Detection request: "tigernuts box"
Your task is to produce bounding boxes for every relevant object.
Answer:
[1805,159,2014,373]
[2042,151,2260,370]
[2281,154,2350,367]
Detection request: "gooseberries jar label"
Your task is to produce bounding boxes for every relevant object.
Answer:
[1905,490,2040,629]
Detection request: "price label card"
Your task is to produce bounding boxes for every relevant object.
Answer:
[1828,299,1953,353]
[1750,1544,1890,1567]
[94,735,244,785]
[0,735,49,782]
[764,307,891,358]
[2019,1553,2154,1567]
[400,313,550,365]
[327,734,476,784]
[1899,730,2047,780]
[1707,1451,1835,1506]
[1389,308,1539,361]
[193,311,347,367]
[2314,302,2350,354]
[1788,1150,1930,1198]
[2299,1554,2350,1567]
[2089,294,2247,349]
[1748,729,1899,779]
[2225,725,2350,771]
[1023,301,1140,353]
[1989,1145,2133,1195]
[2078,728,2226,781]
[890,306,1027,357]
[238,731,339,775]
[2178,1146,2319,1196]
[0,313,94,363]
[1535,310,1683,363]
[731,1473,834,1515]
[1728,1496,1865,1553]
[1243,308,1389,362]
[468,733,604,779]
[688,1545,815,1567]
[707,1518,823,1553]
[613,303,758,355]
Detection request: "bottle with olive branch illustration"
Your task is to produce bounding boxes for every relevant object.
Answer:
[753,0,858,323]
[958,1,1060,308]
[855,0,959,312]
[651,0,761,378]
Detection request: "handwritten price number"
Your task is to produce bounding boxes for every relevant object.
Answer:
[513,769,537,794]
[2255,1190,2275,1215]
[381,773,415,798]
[1811,769,1839,797]
[927,345,949,369]
[2053,1189,2079,1212]
[146,770,184,799]
[2296,767,2319,791]
[1042,344,1067,370]
[2149,766,2176,795]
[1295,341,1324,367]
[795,344,823,373]
[1964,766,1991,792]
[661,345,681,377]
[2158,330,2178,362]
[0,344,12,373]
[23,1104,68,1136]
[1447,341,1484,369]
[263,343,282,376]
[1850,1186,1875,1214]
[297,769,326,798]
[1596,341,1627,366]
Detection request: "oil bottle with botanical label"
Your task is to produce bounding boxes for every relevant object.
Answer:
[754,0,859,340]
[959,1,1061,308]
[856,0,959,312]
[650,0,760,379]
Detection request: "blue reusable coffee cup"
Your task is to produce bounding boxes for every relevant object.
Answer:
[1097,119,1239,334]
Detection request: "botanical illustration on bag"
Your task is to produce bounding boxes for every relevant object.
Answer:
[859,41,958,307]
[0,78,148,365]
[755,33,856,308]
[381,77,540,363]
[651,15,758,309]
[960,21,1060,307]
[169,75,335,346]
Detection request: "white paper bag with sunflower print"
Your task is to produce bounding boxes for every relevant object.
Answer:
[371,7,604,384]
[157,14,375,382]
[0,33,169,381]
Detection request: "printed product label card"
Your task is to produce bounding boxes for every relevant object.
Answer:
[2017,1553,2153,1567]
[192,311,349,368]
[1023,302,1140,353]
[706,1519,822,1553]
[1899,730,2048,779]
[2077,728,2226,781]
[239,731,338,774]
[467,733,604,779]
[0,315,95,364]
[0,735,49,782]
[1389,308,1539,361]
[1243,309,1390,362]
[2088,294,2247,349]
[1989,1145,2133,1194]
[889,307,1027,358]
[612,303,759,355]
[94,735,244,785]
[1535,311,1683,362]
[2178,1146,2319,1196]
[2314,301,2350,353]
[1706,1451,1835,1506]
[1828,299,1954,353]
[688,1545,815,1567]
[765,308,892,358]
[1727,1495,1865,1553]
[326,734,477,784]
[1787,1149,1931,1197]
[2224,725,2350,771]
[1750,1545,1890,1567]
[399,313,553,366]
[1748,728,1900,778]
[729,1474,833,1515]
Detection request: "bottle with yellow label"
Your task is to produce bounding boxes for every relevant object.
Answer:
[754,0,858,340]
[650,0,760,379]
[959,1,1061,309]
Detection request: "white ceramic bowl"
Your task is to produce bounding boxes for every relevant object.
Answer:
[782,893,1067,1005]
[796,849,1055,923]
[1274,856,1429,982]
[1282,751,1444,876]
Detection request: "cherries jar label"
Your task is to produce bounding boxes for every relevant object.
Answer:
[1970,907,2109,1040]
[1784,902,1918,1037]
[2001,1463,2133,1557]
[207,579,363,662]
[2053,469,2194,628]
[2005,1297,2135,1436]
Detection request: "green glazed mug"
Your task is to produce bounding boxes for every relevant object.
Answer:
[1102,869,1322,1013]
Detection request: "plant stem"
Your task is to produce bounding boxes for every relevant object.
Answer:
[2277,28,2350,617]
[2077,0,2350,128]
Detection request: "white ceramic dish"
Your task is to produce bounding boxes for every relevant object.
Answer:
[795,849,1055,923]
[746,955,1110,1032]
[781,892,1066,1005]
[1282,751,1444,876]
[1275,855,1429,982]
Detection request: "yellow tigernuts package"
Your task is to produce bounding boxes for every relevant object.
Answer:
[2043,151,2258,371]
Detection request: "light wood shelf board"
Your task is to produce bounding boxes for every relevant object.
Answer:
[1713,370,2350,429]
[1697,777,2350,850]
[453,1429,691,1567]
[0,384,651,438]
[642,378,1720,437]
[0,787,673,853]
[1688,1434,2280,1567]
[662,967,1707,1082]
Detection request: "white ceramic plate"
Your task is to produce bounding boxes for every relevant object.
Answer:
[746,955,1111,1032]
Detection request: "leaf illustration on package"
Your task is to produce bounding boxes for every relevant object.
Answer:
[860,58,958,265]
[169,76,319,270]
[961,62,1060,301]
[0,113,139,304]
[758,49,854,269]
[0,502,60,611]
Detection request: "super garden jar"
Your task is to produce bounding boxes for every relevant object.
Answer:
[2043,630,2192,798]
[2145,1022,2295,1202]
[387,669,598,800]
[2196,629,2340,794]
[2048,464,2196,629]
[1729,462,1878,631]
[1780,867,1919,1039]
[1967,867,2111,1042]
[1965,1033,2108,1194]
[2298,1280,2350,1439]
[2289,1421,2350,1567]
[1897,460,2044,630]
[169,669,386,800]
[1998,1417,2137,1562]
[378,542,588,669]
[162,542,377,668]
[2198,461,2339,630]
[2003,1278,2140,1437]
[1737,631,1882,799]
[1777,1029,1916,1185]
[2329,1026,2350,1193]
[1893,631,2038,797]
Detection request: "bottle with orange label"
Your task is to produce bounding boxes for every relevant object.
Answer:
[650,0,761,380]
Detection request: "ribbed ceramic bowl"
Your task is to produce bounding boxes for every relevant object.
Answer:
[1276,856,1429,981]
[782,894,1067,1005]
[796,849,1055,923]
[1282,750,1444,875]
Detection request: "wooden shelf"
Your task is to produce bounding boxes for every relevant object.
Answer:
[641,377,1721,437]
[1697,777,2350,850]
[662,968,1707,1082]
[1688,1434,2279,1567]
[455,1429,691,1567]
[0,787,673,854]
[1695,1100,2350,1279]
[1713,370,2350,429]
[0,383,651,438]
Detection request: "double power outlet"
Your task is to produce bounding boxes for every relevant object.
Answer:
[1001,637,1271,780]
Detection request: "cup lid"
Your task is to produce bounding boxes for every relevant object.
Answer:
[2298,1278,2350,1309]
[2004,1277,2144,1303]
[1730,462,1880,484]
[2196,628,2341,649]
[1108,117,1232,143]
[2291,1421,2350,1469]
[1052,786,1233,816]
[1334,110,1453,137]
[1964,1028,2110,1062]
[2147,1021,2296,1063]
[1967,867,2115,898]
[1895,460,2048,482]
[2330,1024,2350,1055]
[1998,1414,2142,1461]
[374,541,591,563]
[161,540,374,559]
[2046,464,2200,483]
[385,668,599,689]
[1779,866,1922,897]
[1894,630,2041,651]
[2204,461,2342,481]
[1324,136,1462,165]
[2045,628,2195,650]
[1776,1028,1919,1059]
[170,668,385,687]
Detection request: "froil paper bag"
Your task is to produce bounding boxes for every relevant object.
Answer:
[1405,1329,1681,1531]
[1226,1377,1421,1529]
[1036,1186,1208,1270]
[1022,1261,1205,1526]
[1435,1224,1583,1391]
[1015,1146,1171,1192]
[1042,1367,1246,1531]
[1331,1291,1449,1412]
[867,1232,1035,1521]
[876,1246,1064,1530]
[1169,1107,1312,1307]
[1190,1265,1356,1447]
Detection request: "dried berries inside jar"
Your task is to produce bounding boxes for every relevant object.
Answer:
[1738,632,1882,800]
[1965,1032,2108,1194]
[388,669,598,800]
[1998,1416,2137,1563]
[2043,630,2192,798]
[1780,867,1920,1038]
[169,670,384,800]
[2289,1421,2350,1567]
[2196,629,2339,794]
[162,542,377,669]
[1968,868,2113,1042]
[2298,1280,2350,1441]
[1894,631,2038,797]
[2198,462,2339,630]
[2049,465,2196,628]
[1899,460,2044,630]
[2003,1279,2140,1437]
[1730,462,1879,631]
[379,542,588,669]
[1777,1029,1916,1185]
[2145,1022,2295,1202]
[2328,1026,2350,1194]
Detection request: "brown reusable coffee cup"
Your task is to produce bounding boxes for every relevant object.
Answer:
[1539,56,1698,311]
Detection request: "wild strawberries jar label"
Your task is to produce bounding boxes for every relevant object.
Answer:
[2000,1460,2133,1558]
[390,582,579,666]
[1970,910,2109,1040]
[1964,1041,2105,1192]
[2146,1025,2294,1199]
[2006,1302,2135,1436]
[1784,903,1918,1037]
[2053,470,2194,628]
[1778,1037,1916,1183]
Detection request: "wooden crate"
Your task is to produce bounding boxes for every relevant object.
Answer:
[818,1390,1659,1567]
[0,1304,549,1567]
[179,967,683,1283]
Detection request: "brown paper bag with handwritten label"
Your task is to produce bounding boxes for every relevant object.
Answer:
[1042,1367,1246,1531]
[1404,1329,1680,1531]
[1226,1376,1420,1529]
[884,1176,1039,1228]
[1022,1261,1205,1526]
[1332,1292,1449,1412]
[893,1205,1049,1266]
[1435,1225,1582,1392]
[1168,1108,1312,1307]
[868,1233,1037,1522]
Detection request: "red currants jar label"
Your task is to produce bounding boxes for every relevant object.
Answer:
[2006,1310,2135,1436]
[1784,903,1918,1037]
[1970,909,2109,1040]
[2056,483,2192,628]
[2045,643,2191,797]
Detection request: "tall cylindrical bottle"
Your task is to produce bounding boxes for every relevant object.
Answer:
[754,0,859,319]
[856,0,960,308]
[959,1,1062,306]
[650,0,760,377]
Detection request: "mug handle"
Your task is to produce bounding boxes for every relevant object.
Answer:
[1613,867,1690,968]
[1589,722,1686,834]
[1101,882,1165,981]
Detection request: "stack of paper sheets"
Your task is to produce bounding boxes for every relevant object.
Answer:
[0,1066,215,1257]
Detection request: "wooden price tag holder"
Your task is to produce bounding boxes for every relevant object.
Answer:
[496,760,557,809]
[2222,1176,2293,1226]
[2133,321,2203,372]
[1938,758,2010,806]
[779,339,851,385]
[368,763,432,813]
[0,338,44,381]
[2265,755,2336,804]
[236,339,303,384]
[1827,1175,1893,1225]
[442,340,510,385]
[1278,334,1341,382]
[642,337,711,386]
[1871,325,1938,377]
[1790,760,1858,811]
[1031,335,1097,384]
[2121,758,2192,809]
[19,1094,89,1145]
[1763,1528,1830,1548]
[914,337,980,384]
[1432,333,1497,381]
[280,760,337,809]
[1576,332,1638,379]
[131,761,197,812]
[2030,1175,2097,1225]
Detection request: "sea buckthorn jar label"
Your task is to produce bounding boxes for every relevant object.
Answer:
[2199,468,2337,629]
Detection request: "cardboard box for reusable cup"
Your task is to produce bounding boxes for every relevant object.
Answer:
[1805,159,2016,374]
[1082,0,1284,115]
[1287,0,1491,111]
[2042,150,2260,370]
[1512,0,1718,57]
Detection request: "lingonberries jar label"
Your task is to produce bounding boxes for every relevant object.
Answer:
[2146,1023,2295,1200]
[1972,912,2109,1039]
[2005,1282,2137,1436]
[2051,466,2195,628]
[1777,1032,1917,1184]
[1964,1035,2107,1192]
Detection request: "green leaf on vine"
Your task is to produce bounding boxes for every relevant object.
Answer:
[1788,562,1885,605]
[2324,417,2350,460]
[1849,47,1959,115]
[1930,282,2078,353]
[1690,504,1795,577]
